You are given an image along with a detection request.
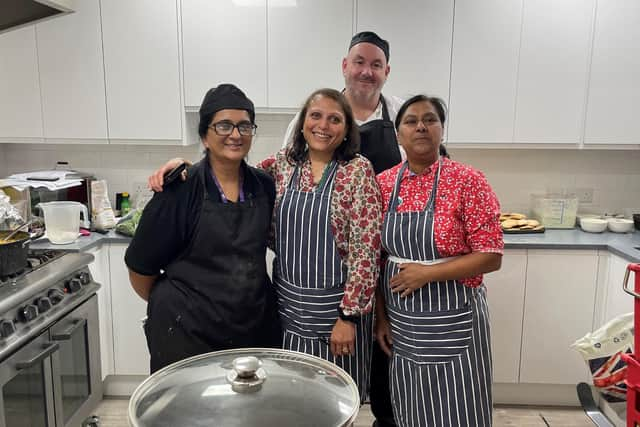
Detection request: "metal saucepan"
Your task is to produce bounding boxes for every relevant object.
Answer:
[128,348,360,427]
[0,230,30,277]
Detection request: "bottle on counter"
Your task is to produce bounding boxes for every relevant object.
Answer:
[120,192,131,216]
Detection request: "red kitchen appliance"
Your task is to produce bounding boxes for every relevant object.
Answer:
[621,263,640,426]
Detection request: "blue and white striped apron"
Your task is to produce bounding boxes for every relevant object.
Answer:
[382,160,492,427]
[273,161,372,400]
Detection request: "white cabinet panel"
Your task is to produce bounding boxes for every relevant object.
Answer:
[484,249,527,383]
[584,0,640,145]
[108,243,150,375]
[356,0,453,101]
[37,0,108,141]
[447,0,522,144]
[268,0,353,108]
[513,0,594,144]
[0,26,43,140]
[520,250,598,384]
[182,0,267,108]
[602,253,634,324]
[88,246,114,380]
[101,0,183,141]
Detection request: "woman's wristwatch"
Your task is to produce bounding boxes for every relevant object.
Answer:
[337,307,359,324]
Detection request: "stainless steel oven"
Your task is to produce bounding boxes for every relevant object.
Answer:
[0,252,101,427]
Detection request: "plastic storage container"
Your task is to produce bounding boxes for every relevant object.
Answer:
[530,193,578,229]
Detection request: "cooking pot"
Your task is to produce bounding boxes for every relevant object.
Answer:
[0,230,30,277]
[128,348,360,427]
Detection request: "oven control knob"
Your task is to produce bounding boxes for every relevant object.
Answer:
[18,304,38,322]
[78,271,91,285]
[36,297,52,313]
[65,278,82,293]
[0,320,15,339]
[48,289,65,305]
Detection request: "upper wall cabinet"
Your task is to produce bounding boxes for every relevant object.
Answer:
[101,0,183,142]
[182,0,267,108]
[0,27,43,141]
[356,0,454,102]
[267,0,353,109]
[37,0,108,142]
[513,0,594,144]
[447,0,523,144]
[584,0,640,145]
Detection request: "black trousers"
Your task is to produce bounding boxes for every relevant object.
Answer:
[369,340,397,427]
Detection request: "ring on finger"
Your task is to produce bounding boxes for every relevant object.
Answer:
[342,347,349,353]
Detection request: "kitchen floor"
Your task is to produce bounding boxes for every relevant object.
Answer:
[93,398,597,426]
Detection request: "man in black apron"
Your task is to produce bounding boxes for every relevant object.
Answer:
[126,84,281,373]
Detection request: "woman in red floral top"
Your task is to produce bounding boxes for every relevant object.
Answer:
[375,95,503,427]
[257,88,381,400]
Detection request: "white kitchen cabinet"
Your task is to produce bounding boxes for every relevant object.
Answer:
[484,249,527,383]
[101,0,183,142]
[584,0,640,145]
[108,243,150,376]
[355,0,454,102]
[87,245,114,380]
[447,0,523,144]
[267,0,353,109]
[36,0,108,142]
[601,253,634,325]
[0,26,43,141]
[520,249,598,384]
[182,0,267,108]
[513,0,594,144]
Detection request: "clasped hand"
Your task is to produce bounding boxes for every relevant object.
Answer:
[389,263,430,297]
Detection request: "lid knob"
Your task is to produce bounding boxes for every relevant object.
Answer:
[227,356,266,393]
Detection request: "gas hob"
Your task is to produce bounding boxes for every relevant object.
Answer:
[0,251,100,361]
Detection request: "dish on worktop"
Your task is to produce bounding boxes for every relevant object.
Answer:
[500,212,545,234]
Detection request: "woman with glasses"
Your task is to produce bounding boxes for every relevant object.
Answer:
[147,88,382,400]
[374,95,503,427]
[125,84,281,373]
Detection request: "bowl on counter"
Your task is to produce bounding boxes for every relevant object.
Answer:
[607,218,634,233]
[580,218,608,233]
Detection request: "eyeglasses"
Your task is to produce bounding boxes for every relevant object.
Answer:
[401,116,441,128]
[208,121,257,136]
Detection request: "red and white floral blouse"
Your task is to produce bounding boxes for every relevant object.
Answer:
[257,150,382,316]
[376,157,504,287]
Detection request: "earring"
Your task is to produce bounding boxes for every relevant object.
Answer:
[343,137,347,141]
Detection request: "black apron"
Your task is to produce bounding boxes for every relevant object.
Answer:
[359,96,401,427]
[144,162,281,373]
[358,96,402,175]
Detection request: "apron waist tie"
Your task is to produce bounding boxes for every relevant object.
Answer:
[387,255,460,265]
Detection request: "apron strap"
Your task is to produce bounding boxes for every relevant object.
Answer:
[387,158,442,213]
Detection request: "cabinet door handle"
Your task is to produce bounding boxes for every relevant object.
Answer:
[15,342,59,370]
[51,318,87,341]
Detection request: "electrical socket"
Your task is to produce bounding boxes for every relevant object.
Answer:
[132,181,152,205]
[576,187,594,204]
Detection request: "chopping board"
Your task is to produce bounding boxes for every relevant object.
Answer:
[502,227,545,234]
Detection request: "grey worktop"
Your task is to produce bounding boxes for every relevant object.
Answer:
[30,228,640,263]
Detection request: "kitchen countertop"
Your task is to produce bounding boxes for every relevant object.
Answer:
[30,229,640,263]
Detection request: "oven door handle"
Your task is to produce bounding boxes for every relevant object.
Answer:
[51,318,87,341]
[15,342,60,370]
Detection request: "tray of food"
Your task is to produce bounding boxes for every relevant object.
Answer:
[500,213,545,234]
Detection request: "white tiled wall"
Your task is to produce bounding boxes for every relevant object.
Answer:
[1,113,639,217]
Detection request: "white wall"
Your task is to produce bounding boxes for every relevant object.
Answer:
[1,113,639,217]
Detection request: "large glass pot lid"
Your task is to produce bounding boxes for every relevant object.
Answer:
[128,348,360,427]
